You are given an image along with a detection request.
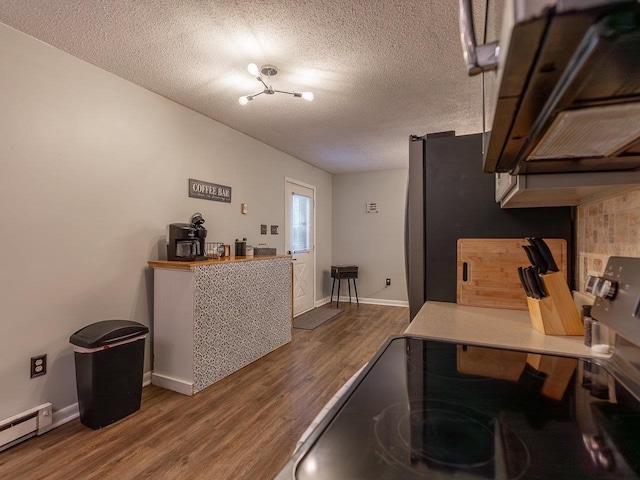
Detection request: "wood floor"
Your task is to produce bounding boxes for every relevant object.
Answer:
[0,303,409,480]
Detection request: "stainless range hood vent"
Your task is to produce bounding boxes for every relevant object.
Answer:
[466,0,640,175]
[527,103,640,161]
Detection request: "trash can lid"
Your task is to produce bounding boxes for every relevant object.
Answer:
[70,320,149,348]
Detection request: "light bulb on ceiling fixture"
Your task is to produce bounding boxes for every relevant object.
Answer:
[238,95,251,105]
[301,92,314,101]
[247,63,260,77]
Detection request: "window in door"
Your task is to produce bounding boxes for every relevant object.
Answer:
[291,193,311,253]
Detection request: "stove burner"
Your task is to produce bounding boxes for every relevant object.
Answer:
[374,401,530,478]
[402,408,494,466]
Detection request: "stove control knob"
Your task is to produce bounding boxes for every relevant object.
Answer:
[597,279,617,300]
[586,275,617,300]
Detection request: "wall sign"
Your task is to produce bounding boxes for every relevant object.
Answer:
[189,178,232,203]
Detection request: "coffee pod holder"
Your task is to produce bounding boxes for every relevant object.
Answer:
[526,271,584,336]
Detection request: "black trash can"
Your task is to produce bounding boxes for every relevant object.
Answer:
[70,320,149,430]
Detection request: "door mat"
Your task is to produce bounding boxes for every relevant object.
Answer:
[293,308,343,330]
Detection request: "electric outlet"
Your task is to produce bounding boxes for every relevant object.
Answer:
[31,354,47,378]
[271,225,279,235]
[261,224,267,235]
[386,278,391,286]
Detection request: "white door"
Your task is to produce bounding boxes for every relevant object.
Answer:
[285,179,315,316]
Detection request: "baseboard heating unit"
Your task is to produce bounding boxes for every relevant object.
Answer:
[0,403,52,452]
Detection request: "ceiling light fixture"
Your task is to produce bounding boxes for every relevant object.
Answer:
[238,63,314,105]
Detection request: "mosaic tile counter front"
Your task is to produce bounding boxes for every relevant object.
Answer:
[150,256,292,395]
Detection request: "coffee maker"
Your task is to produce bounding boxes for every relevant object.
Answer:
[166,213,208,261]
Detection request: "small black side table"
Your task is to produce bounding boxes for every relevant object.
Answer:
[331,265,359,307]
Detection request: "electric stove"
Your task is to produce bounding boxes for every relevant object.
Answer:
[275,257,640,479]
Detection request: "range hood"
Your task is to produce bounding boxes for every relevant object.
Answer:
[460,0,640,176]
[495,169,640,208]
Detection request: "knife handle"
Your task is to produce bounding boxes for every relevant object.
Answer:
[524,267,542,299]
[518,266,531,297]
[529,237,559,273]
[522,245,536,266]
[522,245,547,274]
[532,271,547,298]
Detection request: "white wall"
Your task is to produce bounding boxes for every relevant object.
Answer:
[332,169,408,305]
[0,24,332,420]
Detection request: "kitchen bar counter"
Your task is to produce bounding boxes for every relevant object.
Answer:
[406,301,610,358]
[149,255,292,395]
[147,254,290,271]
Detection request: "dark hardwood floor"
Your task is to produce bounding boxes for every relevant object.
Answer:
[0,303,409,479]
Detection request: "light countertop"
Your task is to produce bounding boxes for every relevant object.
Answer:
[405,301,610,358]
[148,254,291,271]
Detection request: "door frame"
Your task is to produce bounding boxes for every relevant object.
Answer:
[285,176,317,314]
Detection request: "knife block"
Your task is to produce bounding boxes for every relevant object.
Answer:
[526,271,583,335]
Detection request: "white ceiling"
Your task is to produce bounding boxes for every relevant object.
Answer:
[0,0,485,174]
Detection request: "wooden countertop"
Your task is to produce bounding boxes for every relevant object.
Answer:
[405,301,611,359]
[148,255,291,271]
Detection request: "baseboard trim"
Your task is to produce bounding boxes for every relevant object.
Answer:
[335,296,409,308]
[151,373,194,396]
[314,296,331,307]
[143,371,152,387]
[51,403,79,429]
[316,296,407,308]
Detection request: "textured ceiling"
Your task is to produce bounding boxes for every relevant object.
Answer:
[0,0,485,173]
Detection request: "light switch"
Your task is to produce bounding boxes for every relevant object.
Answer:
[241,203,248,214]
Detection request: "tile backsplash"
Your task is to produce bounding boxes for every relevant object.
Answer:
[576,187,640,294]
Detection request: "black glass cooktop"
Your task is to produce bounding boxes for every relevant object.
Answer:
[286,336,640,479]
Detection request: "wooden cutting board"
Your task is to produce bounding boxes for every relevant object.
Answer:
[457,238,567,311]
